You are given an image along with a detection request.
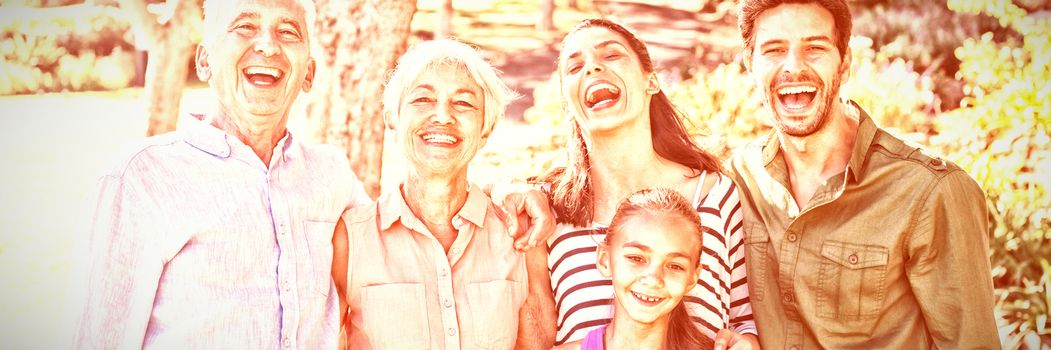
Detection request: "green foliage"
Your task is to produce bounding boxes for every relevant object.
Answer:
[934,1,1051,348]
[0,4,135,95]
[840,36,937,136]
[668,62,765,159]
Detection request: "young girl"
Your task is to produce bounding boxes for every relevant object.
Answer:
[557,188,715,350]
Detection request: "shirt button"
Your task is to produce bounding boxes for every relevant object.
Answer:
[439,269,449,277]
[789,346,799,350]
[447,327,457,336]
[282,281,291,291]
[783,293,794,303]
[451,247,461,255]
[443,299,453,308]
[848,253,859,264]
[282,337,291,347]
[787,233,798,242]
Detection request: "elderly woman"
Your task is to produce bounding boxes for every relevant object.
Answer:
[331,39,526,350]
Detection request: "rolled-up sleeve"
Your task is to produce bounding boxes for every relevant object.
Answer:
[906,169,1000,349]
[68,174,163,349]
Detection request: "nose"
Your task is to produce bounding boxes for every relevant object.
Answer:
[781,48,804,75]
[254,31,279,57]
[585,61,604,75]
[430,100,455,125]
[639,263,665,287]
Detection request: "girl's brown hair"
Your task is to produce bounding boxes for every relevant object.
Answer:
[605,188,715,350]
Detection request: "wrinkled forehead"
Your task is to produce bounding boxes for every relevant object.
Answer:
[212,0,310,28]
[753,3,837,48]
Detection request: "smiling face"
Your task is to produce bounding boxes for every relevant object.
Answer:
[558,26,659,134]
[394,64,487,177]
[598,212,701,325]
[195,0,315,123]
[747,3,850,137]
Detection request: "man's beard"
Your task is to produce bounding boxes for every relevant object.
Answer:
[764,69,842,137]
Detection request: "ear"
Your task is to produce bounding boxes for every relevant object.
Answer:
[596,244,613,278]
[742,50,753,73]
[195,44,211,82]
[383,110,396,130]
[302,58,316,92]
[838,47,852,83]
[645,72,660,95]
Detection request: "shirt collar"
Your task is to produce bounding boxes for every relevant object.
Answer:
[182,113,296,163]
[378,183,490,232]
[759,101,878,183]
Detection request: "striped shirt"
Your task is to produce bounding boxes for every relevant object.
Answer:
[547,172,756,344]
[66,114,371,349]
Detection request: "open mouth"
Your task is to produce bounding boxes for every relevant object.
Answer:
[420,132,461,147]
[242,66,284,86]
[584,82,621,110]
[775,85,817,113]
[630,291,665,306]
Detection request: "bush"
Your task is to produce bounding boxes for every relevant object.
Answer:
[0,4,135,94]
[932,1,1051,348]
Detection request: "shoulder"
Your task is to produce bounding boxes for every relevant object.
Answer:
[343,201,379,228]
[869,128,964,179]
[97,131,186,180]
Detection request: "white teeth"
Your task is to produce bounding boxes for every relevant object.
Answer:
[244,66,282,78]
[632,291,662,303]
[586,82,619,96]
[777,85,817,95]
[422,133,458,144]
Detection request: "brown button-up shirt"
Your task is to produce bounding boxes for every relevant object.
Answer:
[727,106,1000,349]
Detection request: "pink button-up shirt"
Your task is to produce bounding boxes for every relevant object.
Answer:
[66,114,371,349]
[341,185,528,350]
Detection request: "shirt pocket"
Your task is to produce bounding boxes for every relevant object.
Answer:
[816,240,889,328]
[466,280,518,349]
[361,283,430,349]
[303,219,337,296]
[744,223,770,301]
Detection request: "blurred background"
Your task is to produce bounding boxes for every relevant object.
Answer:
[0,0,1047,348]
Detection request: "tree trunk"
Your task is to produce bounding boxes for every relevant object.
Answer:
[538,0,554,32]
[120,0,200,136]
[435,0,453,39]
[302,0,417,198]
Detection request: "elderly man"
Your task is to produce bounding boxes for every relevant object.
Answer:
[66,0,551,348]
[726,0,1000,349]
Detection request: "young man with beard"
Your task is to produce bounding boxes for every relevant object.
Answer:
[727,0,1000,348]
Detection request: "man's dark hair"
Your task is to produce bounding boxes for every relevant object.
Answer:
[738,0,853,59]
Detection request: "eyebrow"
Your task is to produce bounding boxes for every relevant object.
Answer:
[566,40,626,61]
[409,84,478,98]
[229,11,259,26]
[622,241,692,259]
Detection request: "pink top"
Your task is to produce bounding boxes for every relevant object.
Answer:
[66,114,371,349]
[341,184,528,350]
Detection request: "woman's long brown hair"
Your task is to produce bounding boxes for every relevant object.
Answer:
[536,18,722,227]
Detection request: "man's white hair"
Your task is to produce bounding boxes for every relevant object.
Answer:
[201,0,318,49]
[382,39,519,138]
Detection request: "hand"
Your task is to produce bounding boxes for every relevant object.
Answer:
[714,329,759,350]
[490,181,556,252]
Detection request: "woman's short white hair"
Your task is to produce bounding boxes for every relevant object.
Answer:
[201,0,318,49]
[382,39,518,138]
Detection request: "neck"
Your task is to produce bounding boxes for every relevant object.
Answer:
[208,104,289,167]
[605,314,670,350]
[402,172,469,236]
[778,101,859,180]
[585,113,691,222]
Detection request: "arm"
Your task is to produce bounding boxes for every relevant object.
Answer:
[515,243,557,350]
[487,179,556,252]
[67,175,162,349]
[906,170,999,349]
[331,217,350,330]
[715,184,760,350]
